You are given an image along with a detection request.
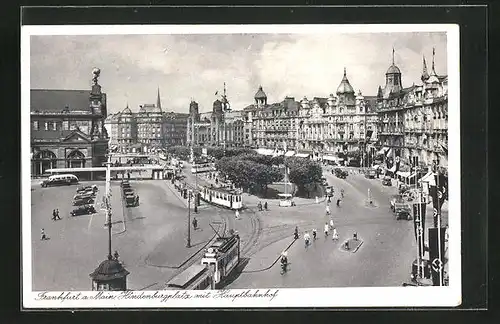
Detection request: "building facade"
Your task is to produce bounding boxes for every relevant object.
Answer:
[376,49,448,170]
[104,88,188,153]
[187,89,245,148]
[30,68,109,176]
[243,72,378,159]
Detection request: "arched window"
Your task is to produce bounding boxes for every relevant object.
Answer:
[67,150,86,168]
[32,150,57,176]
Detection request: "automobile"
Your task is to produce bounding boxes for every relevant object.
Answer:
[364,170,377,179]
[77,185,98,194]
[41,174,79,188]
[334,168,348,179]
[70,205,96,216]
[73,197,95,206]
[390,194,412,220]
[125,194,139,207]
[382,177,392,186]
[73,192,96,200]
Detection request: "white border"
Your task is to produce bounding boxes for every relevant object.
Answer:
[22,24,461,308]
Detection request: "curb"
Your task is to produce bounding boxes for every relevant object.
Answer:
[242,237,297,273]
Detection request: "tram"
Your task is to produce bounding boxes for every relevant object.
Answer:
[163,264,213,290]
[191,162,216,174]
[201,234,240,288]
[198,185,243,210]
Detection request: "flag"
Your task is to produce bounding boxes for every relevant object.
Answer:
[429,227,446,286]
[394,155,401,173]
[440,143,448,156]
[412,202,427,254]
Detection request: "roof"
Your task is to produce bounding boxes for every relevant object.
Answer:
[336,70,355,94]
[254,86,267,99]
[89,258,129,281]
[139,104,162,114]
[386,64,401,74]
[165,263,207,288]
[31,89,94,113]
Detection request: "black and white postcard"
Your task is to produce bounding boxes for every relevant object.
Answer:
[22,24,460,308]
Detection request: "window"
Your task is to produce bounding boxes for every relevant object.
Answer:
[62,121,69,130]
[52,122,57,131]
[32,121,39,130]
[44,122,49,131]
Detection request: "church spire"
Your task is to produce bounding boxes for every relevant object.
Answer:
[431,47,437,75]
[156,87,161,109]
[392,47,395,65]
[421,55,429,82]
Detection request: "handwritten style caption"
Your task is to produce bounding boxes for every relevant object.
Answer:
[35,289,280,303]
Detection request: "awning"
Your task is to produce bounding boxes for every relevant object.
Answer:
[396,171,411,178]
[256,148,274,156]
[285,151,295,157]
[377,147,388,155]
[295,153,310,158]
[419,171,435,183]
[322,155,337,161]
[386,148,393,157]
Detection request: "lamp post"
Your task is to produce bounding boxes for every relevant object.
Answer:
[187,190,192,248]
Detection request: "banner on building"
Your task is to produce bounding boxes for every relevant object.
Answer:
[428,227,447,286]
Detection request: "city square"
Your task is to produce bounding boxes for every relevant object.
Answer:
[28,31,450,293]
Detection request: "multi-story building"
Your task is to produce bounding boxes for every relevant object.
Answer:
[30,68,109,176]
[242,73,378,160]
[376,49,448,170]
[104,88,188,153]
[187,87,245,148]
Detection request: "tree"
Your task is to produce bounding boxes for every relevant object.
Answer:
[285,157,322,197]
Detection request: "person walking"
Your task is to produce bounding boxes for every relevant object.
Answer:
[235,210,240,220]
[257,201,262,211]
[329,219,334,231]
[332,227,339,241]
[326,204,331,216]
[52,209,57,221]
[324,222,329,237]
[294,226,299,240]
[264,201,268,210]
[192,217,198,230]
[336,198,341,207]
[56,209,61,220]
[312,228,317,240]
[40,228,47,241]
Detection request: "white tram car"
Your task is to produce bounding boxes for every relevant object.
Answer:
[198,185,243,210]
[201,234,240,288]
[191,162,216,174]
[163,263,214,290]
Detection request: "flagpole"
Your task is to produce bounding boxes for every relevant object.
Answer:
[436,166,443,286]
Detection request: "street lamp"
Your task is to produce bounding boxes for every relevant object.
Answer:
[186,189,193,248]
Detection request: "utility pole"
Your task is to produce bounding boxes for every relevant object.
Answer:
[187,190,192,248]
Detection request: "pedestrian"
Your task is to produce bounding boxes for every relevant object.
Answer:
[264,201,268,210]
[40,228,47,240]
[332,227,339,241]
[294,226,299,240]
[326,204,331,215]
[235,210,240,220]
[56,209,61,220]
[192,217,198,230]
[324,222,329,237]
[329,219,334,230]
[336,198,341,207]
[127,172,131,180]
[257,201,262,211]
[312,228,317,240]
[52,209,57,221]
[304,232,311,248]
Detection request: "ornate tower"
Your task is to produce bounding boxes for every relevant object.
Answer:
[254,85,267,108]
[421,55,430,83]
[90,68,104,139]
[156,87,162,110]
[336,67,356,108]
[383,48,403,98]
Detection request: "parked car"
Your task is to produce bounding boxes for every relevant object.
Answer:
[73,197,95,206]
[125,194,139,207]
[70,205,96,216]
[73,192,96,200]
[365,170,377,179]
[382,177,392,186]
[77,185,98,194]
[334,168,348,179]
[390,194,412,220]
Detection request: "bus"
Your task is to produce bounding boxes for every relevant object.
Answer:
[40,174,79,188]
[201,234,240,288]
[164,264,213,290]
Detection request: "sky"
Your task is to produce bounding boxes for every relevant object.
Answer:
[30,32,447,115]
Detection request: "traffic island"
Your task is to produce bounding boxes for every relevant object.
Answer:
[363,199,378,208]
[340,234,364,253]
